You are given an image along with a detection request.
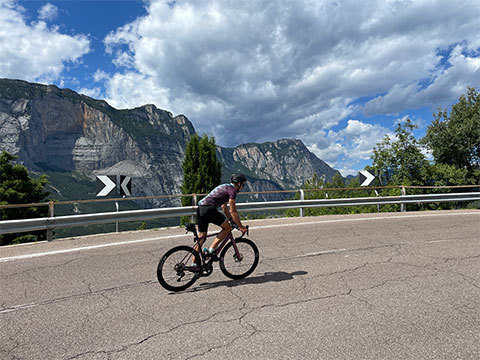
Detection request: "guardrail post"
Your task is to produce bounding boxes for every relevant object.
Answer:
[191,194,197,222]
[400,186,406,212]
[47,201,54,241]
[115,201,119,232]
[299,189,305,217]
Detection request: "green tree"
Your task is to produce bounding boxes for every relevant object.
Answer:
[181,134,222,207]
[372,119,428,185]
[0,151,49,245]
[422,87,480,183]
[418,162,469,210]
[421,163,468,187]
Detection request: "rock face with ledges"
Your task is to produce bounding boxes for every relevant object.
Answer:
[218,139,339,190]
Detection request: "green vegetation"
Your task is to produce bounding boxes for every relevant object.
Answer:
[181,134,222,206]
[0,151,49,245]
[369,89,478,190]
[180,134,222,224]
[370,91,477,189]
[0,79,48,99]
[285,173,387,217]
[371,119,428,186]
[422,87,480,184]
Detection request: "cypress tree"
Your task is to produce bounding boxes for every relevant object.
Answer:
[181,134,221,207]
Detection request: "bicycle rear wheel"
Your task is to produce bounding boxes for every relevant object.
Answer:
[219,238,259,280]
[157,246,200,292]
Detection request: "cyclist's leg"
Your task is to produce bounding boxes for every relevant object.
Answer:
[210,220,232,250]
[193,207,209,265]
[192,234,206,259]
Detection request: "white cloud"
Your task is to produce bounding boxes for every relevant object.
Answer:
[103,71,171,110]
[93,69,110,82]
[308,120,394,173]
[78,86,101,99]
[364,44,480,115]
[0,0,90,83]
[3,0,478,174]
[99,0,479,157]
[38,3,58,21]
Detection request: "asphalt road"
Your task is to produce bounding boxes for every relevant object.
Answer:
[1,210,479,360]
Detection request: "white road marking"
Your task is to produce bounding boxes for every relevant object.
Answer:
[0,211,478,263]
[249,211,479,230]
[0,233,189,263]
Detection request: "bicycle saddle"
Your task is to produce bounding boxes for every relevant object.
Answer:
[185,223,197,232]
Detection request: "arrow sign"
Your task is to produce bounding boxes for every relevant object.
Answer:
[120,176,132,196]
[359,170,375,187]
[96,175,117,197]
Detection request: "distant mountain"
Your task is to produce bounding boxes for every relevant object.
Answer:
[0,78,339,206]
[345,174,358,185]
[218,140,338,193]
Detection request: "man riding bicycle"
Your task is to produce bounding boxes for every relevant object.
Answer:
[193,173,248,264]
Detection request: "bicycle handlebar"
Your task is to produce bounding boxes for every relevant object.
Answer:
[229,221,249,236]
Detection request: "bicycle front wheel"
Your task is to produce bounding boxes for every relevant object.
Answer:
[157,246,200,292]
[219,238,259,280]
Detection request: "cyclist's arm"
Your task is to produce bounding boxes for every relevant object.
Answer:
[226,199,247,232]
[221,203,231,220]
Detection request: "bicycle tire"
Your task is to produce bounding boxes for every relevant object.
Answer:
[157,245,200,292]
[219,238,259,280]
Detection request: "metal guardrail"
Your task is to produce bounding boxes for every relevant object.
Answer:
[1,192,479,239]
[1,184,478,210]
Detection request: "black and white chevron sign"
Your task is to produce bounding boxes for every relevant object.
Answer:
[96,175,133,197]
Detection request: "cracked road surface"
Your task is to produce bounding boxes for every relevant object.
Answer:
[1,210,479,359]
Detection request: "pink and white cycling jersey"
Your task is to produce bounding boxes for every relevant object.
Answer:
[198,184,237,207]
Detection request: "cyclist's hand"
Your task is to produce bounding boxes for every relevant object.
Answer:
[239,225,248,234]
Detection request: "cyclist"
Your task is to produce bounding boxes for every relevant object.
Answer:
[193,173,248,265]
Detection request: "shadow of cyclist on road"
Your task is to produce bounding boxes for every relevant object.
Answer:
[179,270,308,293]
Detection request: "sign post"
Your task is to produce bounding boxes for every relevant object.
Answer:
[96,175,133,233]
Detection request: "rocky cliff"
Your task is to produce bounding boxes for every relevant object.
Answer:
[0,79,194,206]
[0,78,339,206]
[218,140,338,189]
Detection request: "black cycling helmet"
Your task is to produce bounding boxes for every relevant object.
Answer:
[231,173,247,184]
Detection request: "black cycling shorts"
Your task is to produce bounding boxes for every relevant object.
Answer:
[197,205,226,232]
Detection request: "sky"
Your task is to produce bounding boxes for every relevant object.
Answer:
[1,0,479,176]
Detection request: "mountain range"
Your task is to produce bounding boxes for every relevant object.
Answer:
[0,78,339,207]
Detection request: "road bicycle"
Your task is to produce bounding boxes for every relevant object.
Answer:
[157,222,259,292]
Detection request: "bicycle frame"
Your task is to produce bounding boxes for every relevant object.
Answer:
[185,225,245,272]
[156,222,258,291]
